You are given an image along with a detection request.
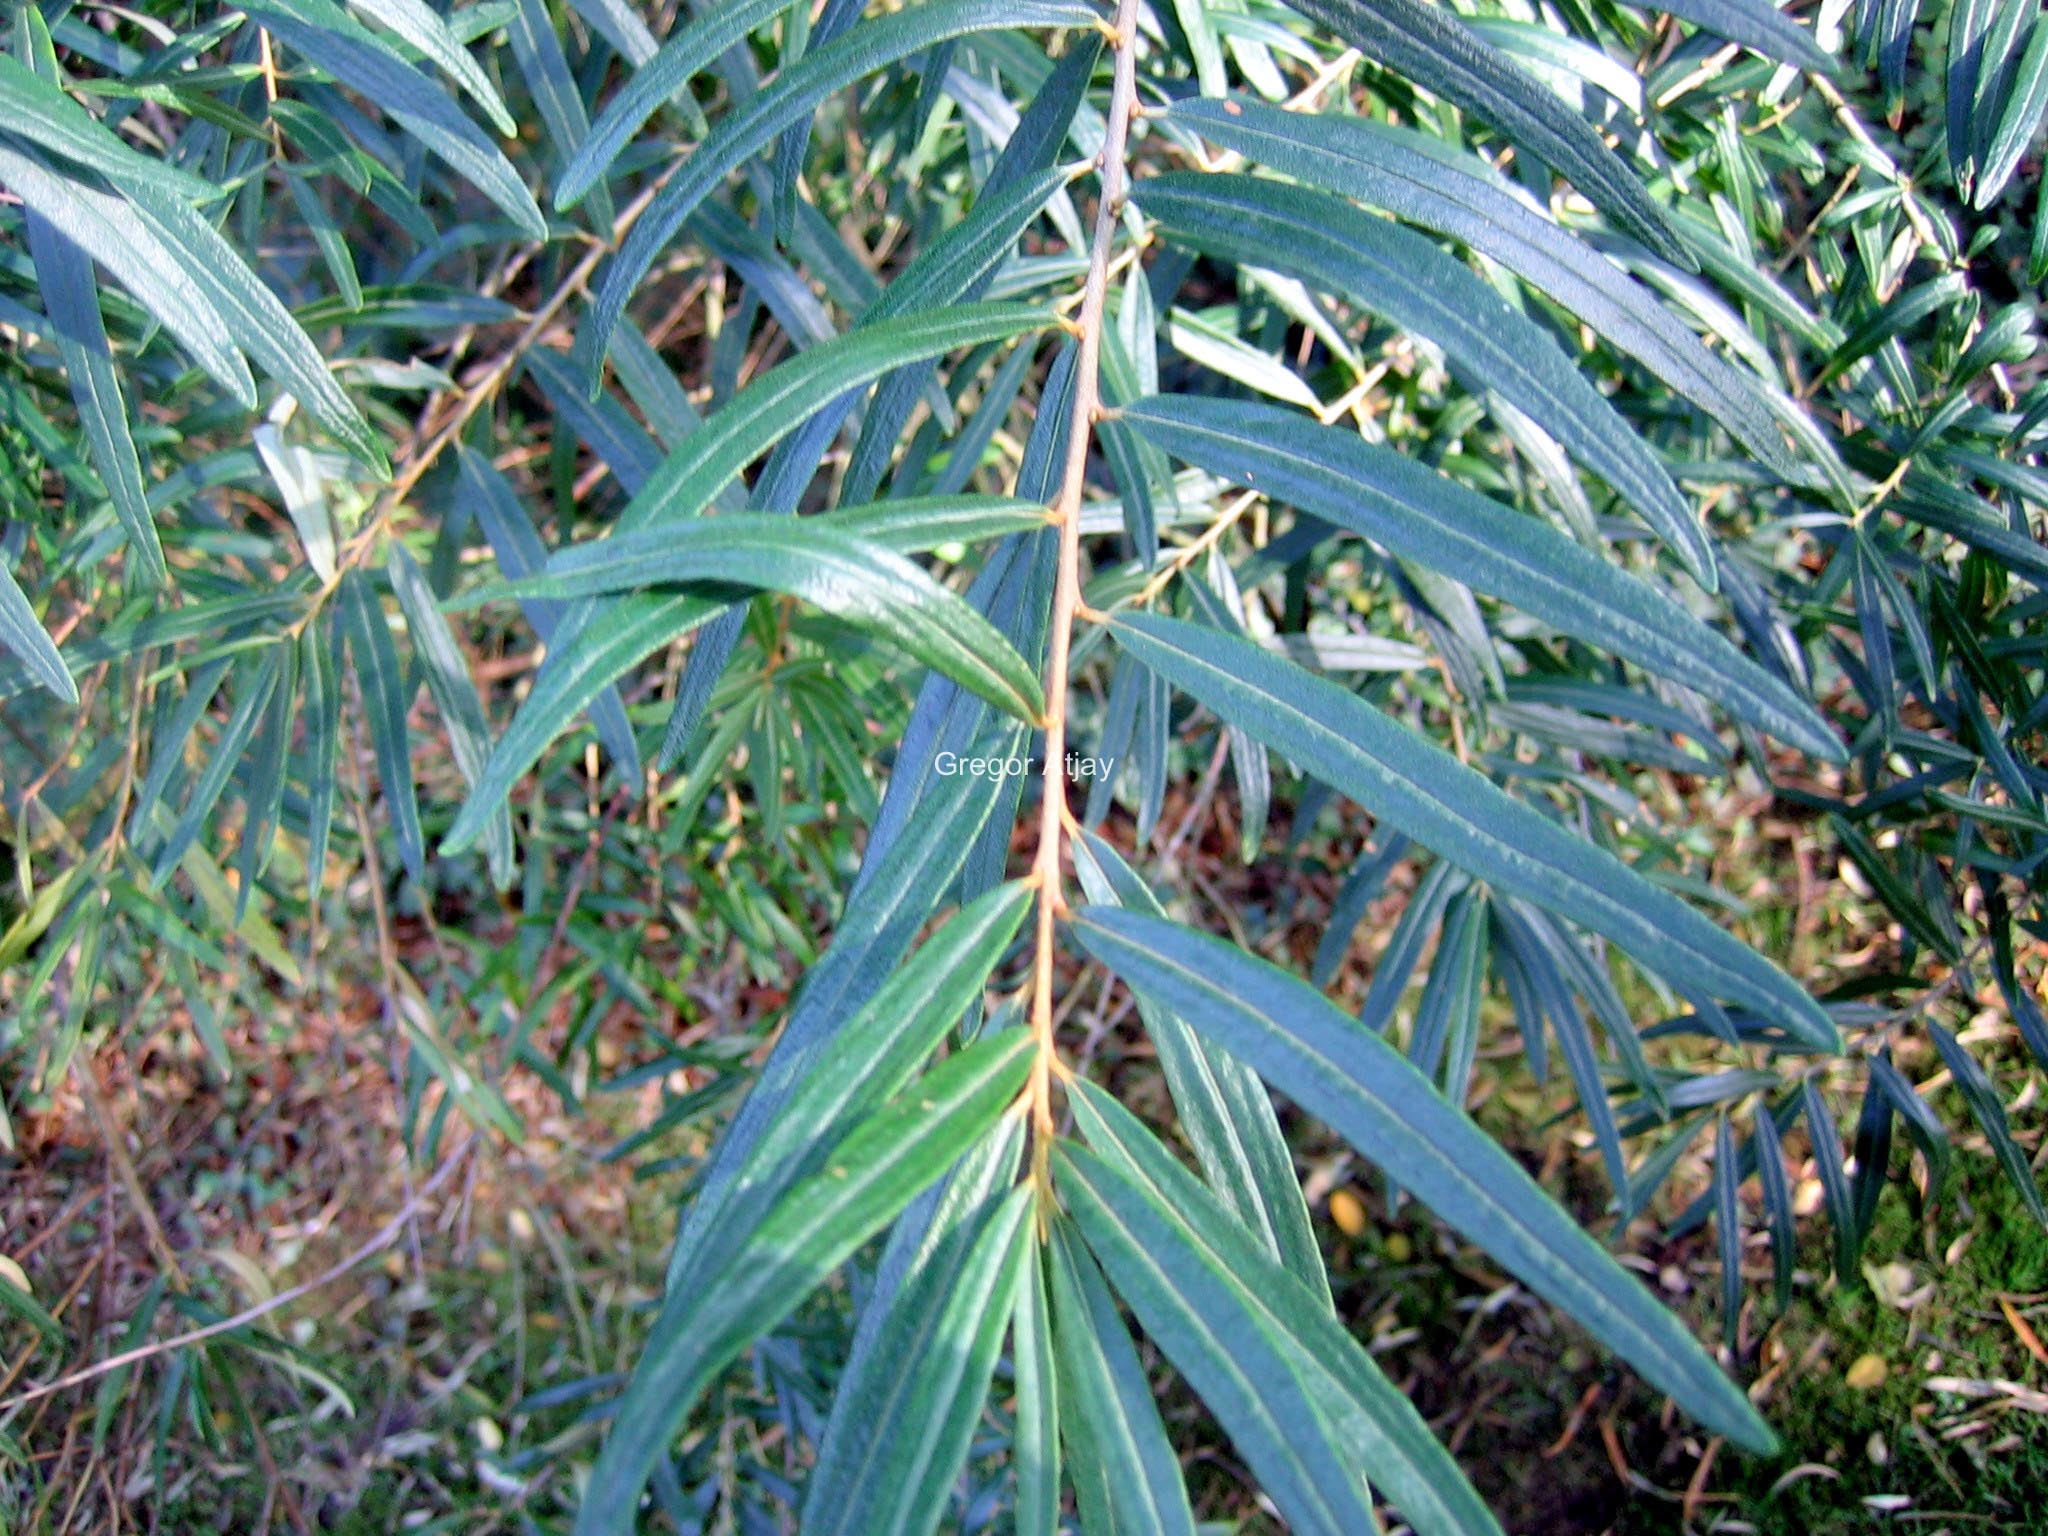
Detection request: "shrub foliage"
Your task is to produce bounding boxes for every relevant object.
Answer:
[2,0,2044,1530]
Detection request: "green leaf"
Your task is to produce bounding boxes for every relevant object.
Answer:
[19,213,157,585]
[1949,0,2002,188]
[1162,97,1793,473]
[664,880,1033,1300]
[1928,1024,2048,1227]
[455,442,639,771]
[1046,1221,1200,1536]
[1282,0,1689,266]
[666,727,1027,1289]
[387,546,513,888]
[1751,1101,1796,1311]
[1108,613,1835,1046]
[1068,905,1778,1452]
[1979,19,2048,205]
[488,515,1044,723]
[0,142,255,408]
[799,1181,1035,1536]
[506,0,614,227]
[440,590,717,854]
[0,1256,63,1344]
[1828,814,1963,963]
[1799,1078,1862,1282]
[1656,0,1835,70]
[339,570,424,884]
[579,0,1097,378]
[117,177,386,472]
[1012,1244,1061,1536]
[831,495,1051,553]
[612,304,1057,537]
[1869,1051,1951,1210]
[249,0,546,238]
[1120,395,1839,759]
[149,651,283,886]
[573,1030,1034,1536]
[346,0,516,134]
[1070,827,1328,1298]
[1712,1110,1742,1347]
[0,555,77,704]
[299,619,340,897]
[1135,173,1715,585]
[234,640,297,922]
[0,52,220,203]
[1058,1137,1379,1536]
[557,0,789,209]
[1061,1081,1505,1536]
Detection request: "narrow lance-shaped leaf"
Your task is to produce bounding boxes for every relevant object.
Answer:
[1012,1244,1061,1536]
[1655,0,1836,71]
[1162,97,1795,473]
[299,619,339,896]
[487,516,1045,723]
[1869,1050,1951,1208]
[1062,1079,1506,1536]
[1928,1024,2048,1227]
[1071,826,1328,1297]
[0,52,221,202]
[1799,1078,1861,1282]
[573,1031,1034,1536]
[1069,905,1778,1452]
[557,0,790,208]
[842,32,1101,503]
[1046,1221,1201,1536]
[665,740,1025,1290]
[1121,395,1838,759]
[1109,613,1836,1046]
[387,546,513,888]
[1712,1111,1743,1348]
[249,0,547,239]
[664,880,1033,1301]
[799,1178,1035,1536]
[1752,1100,1797,1311]
[1134,174,1715,585]
[615,304,1057,536]
[579,0,1097,381]
[149,652,283,886]
[346,0,517,134]
[0,142,254,408]
[23,211,164,586]
[0,557,77,704]
[339,570,425,884]
[1057,1137,1379,1536]
[1283,0,1691,266]
[118,176,387,472]
[454,445,639,774]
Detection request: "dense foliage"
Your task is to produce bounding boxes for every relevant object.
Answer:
[2,0,2044,1529]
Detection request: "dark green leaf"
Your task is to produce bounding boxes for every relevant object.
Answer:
[1162,97,1794,471]
[579,0,1096,377]
[489,515,1044,722]
[1109,613,1834,1046]
[1928,1024,2048,1227]
[574,1030,1034,1536]
[1134,174,1714,584]
[1070,906,1778,1451]
[1283,0,1689,265]
[1046,1220,1200,1536]
[1063,1081,1506,1536]
[339,570,424,884]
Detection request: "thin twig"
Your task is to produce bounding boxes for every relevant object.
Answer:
[1023,0,1144,1206]
[0,1136,477,1414]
